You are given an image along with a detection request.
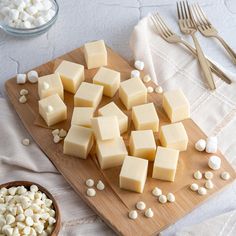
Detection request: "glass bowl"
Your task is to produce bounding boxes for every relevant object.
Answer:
[0,0,59,37]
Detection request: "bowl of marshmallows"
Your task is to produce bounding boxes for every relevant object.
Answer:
[0,0,59,37]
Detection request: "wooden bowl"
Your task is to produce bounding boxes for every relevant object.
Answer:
[0,181,61,236]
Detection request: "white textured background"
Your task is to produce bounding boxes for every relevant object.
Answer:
[1,0,236,235]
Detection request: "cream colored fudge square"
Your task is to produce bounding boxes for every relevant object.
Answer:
[38,73,64,100]
[84,40,107,69]
[93,67,120,97]
[163,89,190,123]
[96,137,128,169]
[98,102,128,134]
[55,60,84,94]
[119,78,147,110]
[132,103,159,132]
[159,122,188,151]
[74,82,103,108]
[38,94,67,126]
[129,130,156,161]
[152,146,179,182]
[71,107,94,127]
[119,156,148,193]
[91,116,120,141]
[63,125,94,159]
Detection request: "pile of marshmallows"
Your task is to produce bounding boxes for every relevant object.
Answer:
[0,185,56,236]
[0,0,56,29]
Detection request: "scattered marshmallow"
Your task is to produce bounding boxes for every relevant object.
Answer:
[136,201,146,210]
[27,70,38,83]
[193,170,202,180]
[52,129,59,136]
[131,70,140,78]
[198,187,207,195]
[145,208,154,218]
[128,210,138,220]
[85,179,94,187]
[19,89,29,96]
[152,187,162,197]
[205,180,214,189]
[208,155,221,170]
[134,60,144,70]
[190,183,199,191]
[86,188,96,197]
[204,171,213,180]
[59,129,67,138]
[220,171,230,180]
[53,135,61,144]
[96,180,105,191]
[158,194,167,204]
[147,86,154,93]
[154,86,163,94]
[195,139,206,152]
[142,74,151,83]
[206,136,217,154]
[16,74,27,84]
[167,193,175,202]
[22,138,30,146]
[19,95,27,103]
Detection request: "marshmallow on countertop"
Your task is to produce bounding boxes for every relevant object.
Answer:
[27,70,38,83]
[206,136,217,153]
[208,155,221,170]
[131,70,140,78]
[16,74,27,84]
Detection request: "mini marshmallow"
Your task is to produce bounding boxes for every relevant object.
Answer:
[53,135,61,144]
[26,5,38,15]
[20,89,29,95]
[208,155,221,170]
[6,214,15,225]
[131,70,140,78]
[27,70,38,83]
[86,188,96,197]
[30,184,38,192]
[136,201,146,210]
[158,194,167,204]
[17,74,27,84]
[206,136,217,153]
[19,11,30,21]
[19,95,27,104]
[152,187,162,197]
[59,129,67,138]
[198,187,207,195]
[22,138,30,146]
[142,74,151,83]
[220,171,230,180]
[22,20,32,28]
[167,193,175,202]
[8,9,20,21]
[145,208,154,218]
[42,0,53,11]
[155,86,163,94]
[190,183,199,191]
[52,129,59,136]
[195,139,206,152]
[85,179,94,187]
[134,60,144,70]
[34,16,46,26]
[96,180,105,191]
[193,170,202,180]
[205,180,214,189]
[128,210,138,220]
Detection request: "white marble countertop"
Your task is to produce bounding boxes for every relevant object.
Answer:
[1,0,236,235]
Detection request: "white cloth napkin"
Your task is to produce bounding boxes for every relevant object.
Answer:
[130,15,236,235]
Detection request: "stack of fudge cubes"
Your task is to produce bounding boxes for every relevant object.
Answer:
[37,39,190,194]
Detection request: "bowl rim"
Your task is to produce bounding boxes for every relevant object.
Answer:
[0,0,59,33]
[0,180,61,236]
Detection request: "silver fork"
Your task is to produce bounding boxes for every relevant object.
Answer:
[192,3,236,64]
[177,1,215,90]
[150,13,232,84]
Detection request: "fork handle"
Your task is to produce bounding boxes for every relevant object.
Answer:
[215,35,236,64]
[191,34,216,90]
[181,41,232,84]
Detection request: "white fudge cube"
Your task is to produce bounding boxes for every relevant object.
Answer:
[96,137,128,169]
[91,116,120,141]
[163,89,190,123]
[84,40,107,69]
[119,78,147,110]
[152,146,179,182]
[119,156,148,193]
[71,107,94,127]
[38,94,67,126]
[129,130,156,161]
[93,67,120,97]
[74,82,103,108]
[38,73,64,100]
[132,103,159,132]
[98,102,128,134]
[63,125,94,159]
[160,122,188,151]
[55,60,84,94]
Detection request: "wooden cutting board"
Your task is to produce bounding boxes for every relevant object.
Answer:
[5,46,236,236]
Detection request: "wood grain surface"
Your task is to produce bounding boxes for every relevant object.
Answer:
[0,181,61,236]
[5,46,236,236]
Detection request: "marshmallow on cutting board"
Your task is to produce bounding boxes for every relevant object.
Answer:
[206,136,217,153]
